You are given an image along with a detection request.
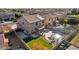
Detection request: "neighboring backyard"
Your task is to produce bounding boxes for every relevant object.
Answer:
[25,36,53,50]
[70,33,79,48]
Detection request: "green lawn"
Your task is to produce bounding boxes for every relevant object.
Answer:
[70,33,79,47]
[26,37,53,50]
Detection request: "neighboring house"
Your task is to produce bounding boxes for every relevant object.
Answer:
[41,13,60,28]
[0,33,9,49]
[17,14,45,34]
[53,12,67,19]
[0,13,15,23]
[0,24,3,33]
[0,22,12,33]
[41,14,56,28]
[0,34,4,47]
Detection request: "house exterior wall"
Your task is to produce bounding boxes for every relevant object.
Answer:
[44,17,52,26]
[0,34,4,48]
[30,20,44,33]
[0,34,9,49]
[44,16,56,28]
[17,17,44,34]
[0,24,3,33]
[28,21,44,33]
[17,17,32,34]
[34,20,44,28]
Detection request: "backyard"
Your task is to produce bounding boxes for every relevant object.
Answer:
[25,36,53,50]
[70,33,79,48]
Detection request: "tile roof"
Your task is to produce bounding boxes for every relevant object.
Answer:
[41,13,57,18]
[0,13,15,19]
[23,14,44,23]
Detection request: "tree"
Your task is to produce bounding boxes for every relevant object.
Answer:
[59,19,65,25]
[15,12,22,18]
[71,9,78,15]
[71,9,77,15]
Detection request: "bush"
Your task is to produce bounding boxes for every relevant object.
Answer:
[15,13,22,18]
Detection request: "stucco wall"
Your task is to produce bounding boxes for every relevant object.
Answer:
[17,17,36,34]
[0,34,4,48]
[44,17,53,28]
[0,24,3,33]
[17,17,44,34]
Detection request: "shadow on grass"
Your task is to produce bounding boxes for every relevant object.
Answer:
[23,36,40,43]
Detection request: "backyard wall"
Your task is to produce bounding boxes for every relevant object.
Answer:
[64,30,78,42]
[13,30,31,50]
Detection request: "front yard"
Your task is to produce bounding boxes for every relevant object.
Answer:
[25,36,53,50]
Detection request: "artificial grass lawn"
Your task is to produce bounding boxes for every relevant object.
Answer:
[26,37,53,50]
[70,33,79,48]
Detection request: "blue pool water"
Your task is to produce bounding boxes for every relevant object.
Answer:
[64,27,76,32]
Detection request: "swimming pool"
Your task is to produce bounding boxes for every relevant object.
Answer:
[64,27,76,32]
[15,29,29,39]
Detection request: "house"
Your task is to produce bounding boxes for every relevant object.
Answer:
[0,34,4,48]
[41,13,60,28]
[0,22,12,33]
[0,33,9,49]
[0,13,15,23]
[17,14,45,34]
[0,20,17,33]
[0,24,3,33]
